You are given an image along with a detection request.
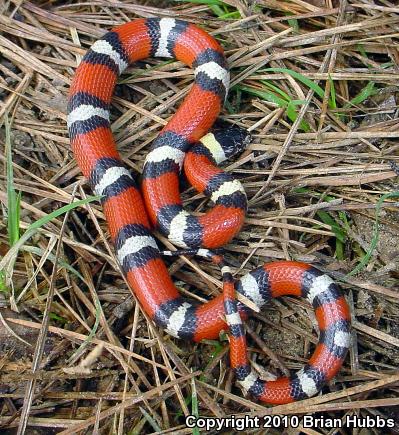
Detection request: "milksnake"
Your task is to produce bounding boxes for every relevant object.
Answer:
[67,17,351,405]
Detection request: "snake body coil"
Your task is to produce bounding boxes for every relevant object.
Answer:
[67,18,351,405]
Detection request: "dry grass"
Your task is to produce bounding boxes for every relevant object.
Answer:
[0,0,399,433]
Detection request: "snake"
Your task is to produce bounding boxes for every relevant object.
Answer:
[67,17,351,405]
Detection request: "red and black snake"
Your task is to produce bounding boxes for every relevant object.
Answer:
[67,17,351,405]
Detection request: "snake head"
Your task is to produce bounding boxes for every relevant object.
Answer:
[211,125,252,160]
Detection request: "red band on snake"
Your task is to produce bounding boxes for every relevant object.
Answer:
[67,17,351,405]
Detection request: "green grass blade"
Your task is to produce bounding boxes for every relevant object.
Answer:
[5,114,21,247]
[210,4,226,17]
[0,196,101,279]
[357,44,374,69]
[287,18,299,32]
[261,67,326,100]
[236,85,288,107]
[237,85,310,131]
[0,271,7,293]
[335,239,344,260]
[346,192,399,277]
[284,11,299,32]
[139,407,162,433]
[49,312,68,324]
[344,81,376,109]
[191,376,200,435]
[217,9,241,19]
[328,74,337,110]
[261,80,290,101]
[317,210,346,259]
[174,396,192,420]
[27,196,100,232]
[317,211,346,243]
[286,100,310,132]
